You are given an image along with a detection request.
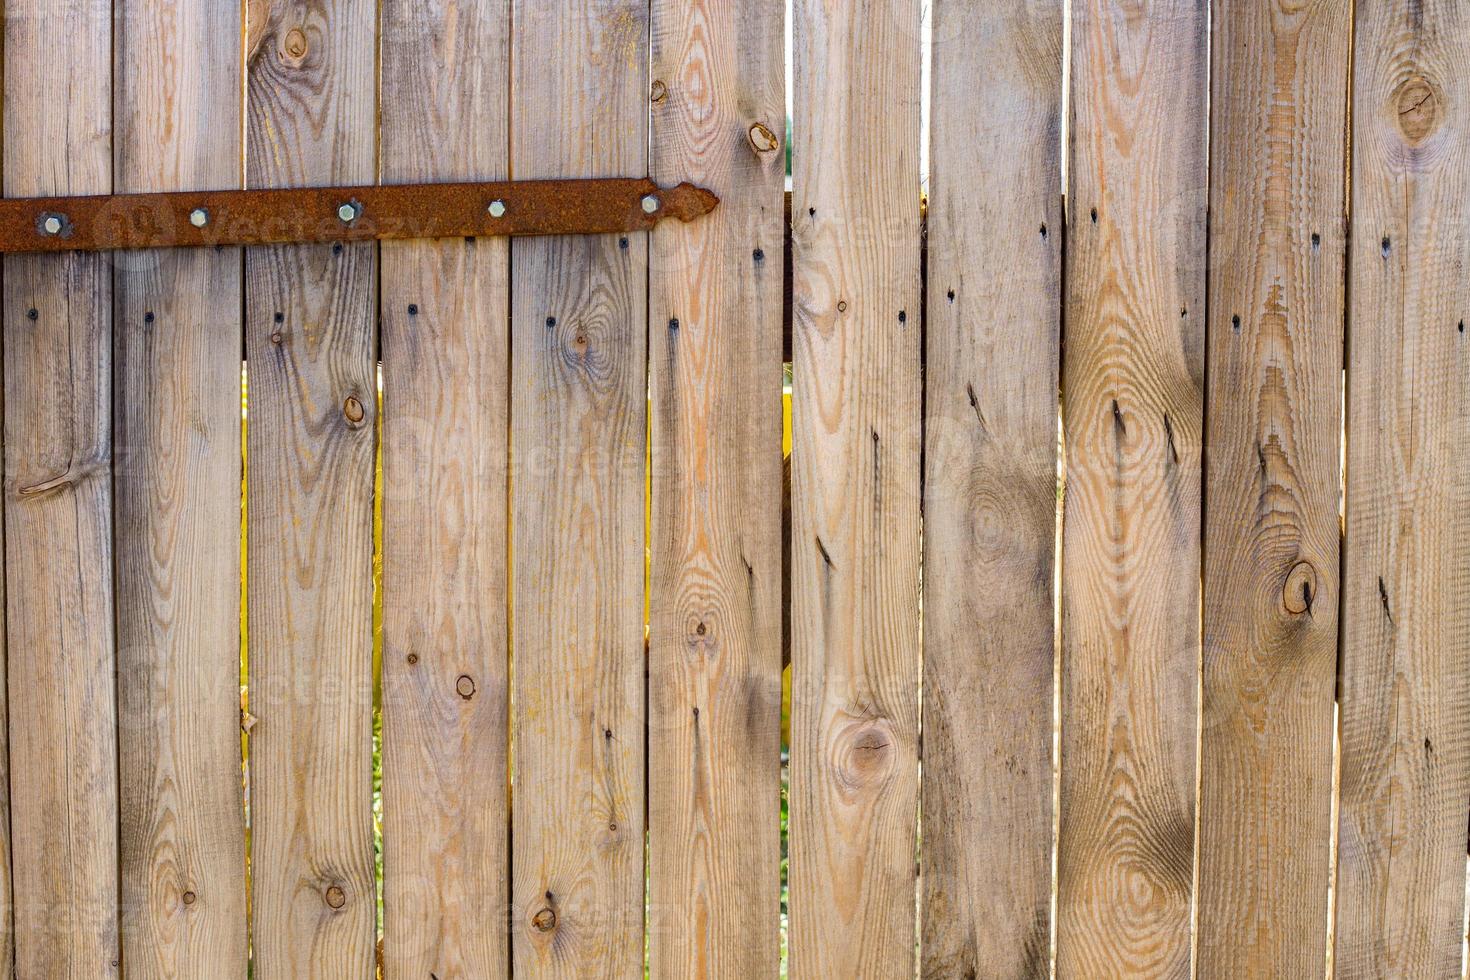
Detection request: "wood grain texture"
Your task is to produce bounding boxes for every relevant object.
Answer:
[1337,1,1470,975]
[1195,0,1347,973]
[114,0,249,975]
[1057,1,1206,976]
[0,21,12,973]
[921,3,1061,977]
[3,1,119,976]
[379,0,509,975]
[647,0,785,975]
[245,0,378,976]
[787,0,922,975]
[509,2,647,977]
[0,472,8,979]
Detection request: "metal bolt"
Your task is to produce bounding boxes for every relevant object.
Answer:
[641,195,660,214]
[41,215,63,236]
[189,208,209,228]
[488,199,507,219]
[337,202,359,223]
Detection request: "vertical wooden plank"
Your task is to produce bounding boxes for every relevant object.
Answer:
[509,2,647,976]
[1337,1,1470,975]
[787,0,922,974]
[0,488,8,979]
[2,0,118,976]
[1057,1,1206,976]
[647,0,784,974]
[920,2,1061,977]
[379,0,509,976]
[1195,0,1348,973]
[114,0,248,975]
[245,0,378,976]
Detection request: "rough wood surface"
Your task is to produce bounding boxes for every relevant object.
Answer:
[787,0,923,975]
[1195,0,1348,973]
[0,466,8,976]
[509,2,648,976]
[1057,1,1206,976]
[114,0,249,975]
[3,1,118,975]
[921,2,1061,977]
[647,0,785,975]
[1337,0,1470,975]
[379,0,509,975]
[245,0,378,976]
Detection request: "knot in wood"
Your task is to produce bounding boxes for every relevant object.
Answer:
[181,890,197,907]
[1283,560,1318,615]
[832,718,896,797]
[456,674,476,699]
[342,395,366,427]
[650,79,668,104]
[324,885,346,910]
[1395,76,1441,145]
[748,122,779,153]
[281,27,309,65]
[532,907,557,932]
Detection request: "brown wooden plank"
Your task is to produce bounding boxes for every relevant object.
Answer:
[1336,1,1470,975]
[1056,1,1207,976]
[379,0,509,975]
[646,0,785,974]
[0,12,12,965]
[245,0,379,975]
[786,0,923,975]
[0,485,8,978]
[508,2,648,976]
[2,0,118,975]
[920,2,1061,977]
[113,0,249,974]
[1194,0,1348,973]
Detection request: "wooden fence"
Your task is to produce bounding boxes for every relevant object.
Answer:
[0,0,1463,977]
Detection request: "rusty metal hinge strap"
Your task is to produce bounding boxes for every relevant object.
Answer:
[0,178,718,254]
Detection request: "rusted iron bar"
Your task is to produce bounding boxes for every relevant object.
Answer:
[0,178,718,253]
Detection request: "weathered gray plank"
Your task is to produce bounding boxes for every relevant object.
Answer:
[1057,0,1207,975]
[245,0,379,975]
[787,0,923,975]
[1195,0,1348,973]
[921,2,1061,977]
[3,0,118,974]
[1337,0,1470,975]
[509,2,648,976]
[114,0,249,974]
[379,0,510,974]
[647,0,785,974]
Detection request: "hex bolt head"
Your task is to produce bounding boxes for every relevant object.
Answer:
[641,194,660,214]
[488,199,507,219]
[40,215,63,236]
[337,202,359,223]
[189,208,209,228]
